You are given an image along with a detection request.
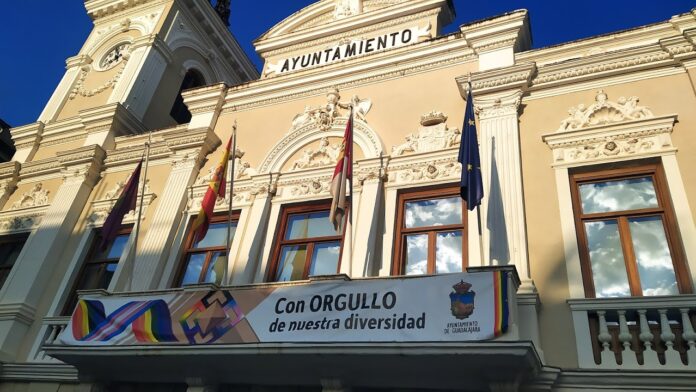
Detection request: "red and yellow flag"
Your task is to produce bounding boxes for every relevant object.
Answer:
[329,110,353,231]
[191,136,232,243]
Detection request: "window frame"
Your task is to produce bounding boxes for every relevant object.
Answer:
[62,226,132,315]
[569,160,691,298]
[392,185,468,276]
[0,233,29,290]
[174,212,240,286]
[267,201,347,282]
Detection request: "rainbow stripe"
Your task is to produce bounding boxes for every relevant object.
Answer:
[493,271,509,337]
[70,299,176,343]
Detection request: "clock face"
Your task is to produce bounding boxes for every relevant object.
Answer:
[99,43,130,70]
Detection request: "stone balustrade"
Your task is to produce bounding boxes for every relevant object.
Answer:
[32,316,70,362]
[568,295,696,370]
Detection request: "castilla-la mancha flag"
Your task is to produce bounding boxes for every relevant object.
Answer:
[191,136,232,243]
[329,110,353,231]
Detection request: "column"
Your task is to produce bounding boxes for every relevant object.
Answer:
[0,145,105,360]
[230,177,275,285]
[130,130,218,291]
[475,90,534,293]
[351,162,385,277]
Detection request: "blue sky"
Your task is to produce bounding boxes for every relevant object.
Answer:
[0,1,693,127]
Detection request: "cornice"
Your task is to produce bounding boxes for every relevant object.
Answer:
[182,83,228,115]
[456,62,535,98]
[131,33,173,64]
[0,302,36,326]
[0,363,78,382]
[0,162,20,181]
[104,143,172,168]
[10,122,44,150]
[84,0,157,20]
[65,54,93,70]
[460,9,531,54]
[19,158,62,181]
[165,127,220,156]
[531,44,676,90]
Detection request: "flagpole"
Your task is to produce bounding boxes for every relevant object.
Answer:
[467,75,485,267]
[347,106,354,277]
[224,121,237,286]
[129,130,151,291]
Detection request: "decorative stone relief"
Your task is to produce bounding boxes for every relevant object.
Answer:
[87,186,157,226]
[389,157,461,185]
[69,53,129,99]
[558,90,654,131]
[290,88,372,131]
[290,179,330,196]
[291,137,341,170]
[11,183,49,210]
[334,0,363,19]
[103,177,151,200]
[195,148,253,185]
[391,111,461,156]
[0,214,43,232]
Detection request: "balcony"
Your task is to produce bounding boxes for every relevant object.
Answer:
[568,295,696,370]
[41,267,551,390]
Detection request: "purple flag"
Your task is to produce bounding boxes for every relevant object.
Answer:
[99,160,142,250]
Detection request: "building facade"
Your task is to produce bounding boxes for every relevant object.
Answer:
[1,0,696,391]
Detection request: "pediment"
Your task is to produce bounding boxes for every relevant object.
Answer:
[259,0,411,41]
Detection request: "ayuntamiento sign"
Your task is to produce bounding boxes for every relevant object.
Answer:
[60,271,510,346]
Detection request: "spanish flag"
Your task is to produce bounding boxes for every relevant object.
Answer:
[191,136,232,243]
[329,109,353,231]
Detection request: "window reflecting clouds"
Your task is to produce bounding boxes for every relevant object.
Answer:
[629,216,678,296]
[579,177,657,214]
[277,245,308,282]
[436,231,463,273]
[585,220,630,297]
[405,197,462,228]
[405,234,428,275]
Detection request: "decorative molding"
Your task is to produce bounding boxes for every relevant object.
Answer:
[290,88,372,132]
[260,117,383,174]
[10,183,49,210]
[0,211,45,233]
[557,90,654,131]
[290,137,342,170]
[195,148,253,185]
[391,110,460,156]
[542,115,677,167]
[456,62,535,98]
[87,190,156,227]
[68,56,129,100]
[387,149,461,186]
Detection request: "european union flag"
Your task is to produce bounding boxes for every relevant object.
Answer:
[458,83,483,210]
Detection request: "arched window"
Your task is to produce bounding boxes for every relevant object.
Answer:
[169,69,205,125]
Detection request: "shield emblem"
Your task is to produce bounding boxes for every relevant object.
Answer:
[449,280,475,319]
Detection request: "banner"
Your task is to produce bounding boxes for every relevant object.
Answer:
[59,271,510,346]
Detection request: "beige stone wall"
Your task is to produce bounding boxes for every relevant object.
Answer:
[32,139,87,161]
[518,71,696,368]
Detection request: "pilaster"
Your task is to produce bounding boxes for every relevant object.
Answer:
[122,34,173,119]
[0,162,21,210]
[130,128,219,291]
[230,174,276,285]
[38,55,93,123]
[351,158,386,277]
[0,145,105,361]
[456,64,536,293]
[10,122,44,163]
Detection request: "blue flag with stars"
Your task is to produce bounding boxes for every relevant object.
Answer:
[458,83,483,210]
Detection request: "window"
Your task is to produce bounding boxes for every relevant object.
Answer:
[269,202,344,282]
[570,161,690,298]
[169,69,206,124]
[63,227,131,314]
[176,214,238,286]
[393,186,467,275]
[0,234,28,289]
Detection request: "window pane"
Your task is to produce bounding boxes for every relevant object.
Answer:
[194,222,237,249]
[404,197,462,228]
[585,220,630,297]
[286,211,338,240]
[277,245,308,281]
[106,234,130,259]
[0,240,25,268]
[629,216,679,296]
[404,234,429,275]
[309,241,341,276]
[76,263,115,291]
[579,177,658,214]
[436,231,463,273]
[203,251,227,285]
[181,253,206,285]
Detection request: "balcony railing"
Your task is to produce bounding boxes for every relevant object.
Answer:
[31,316,70,362]
[569,295,696,370]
